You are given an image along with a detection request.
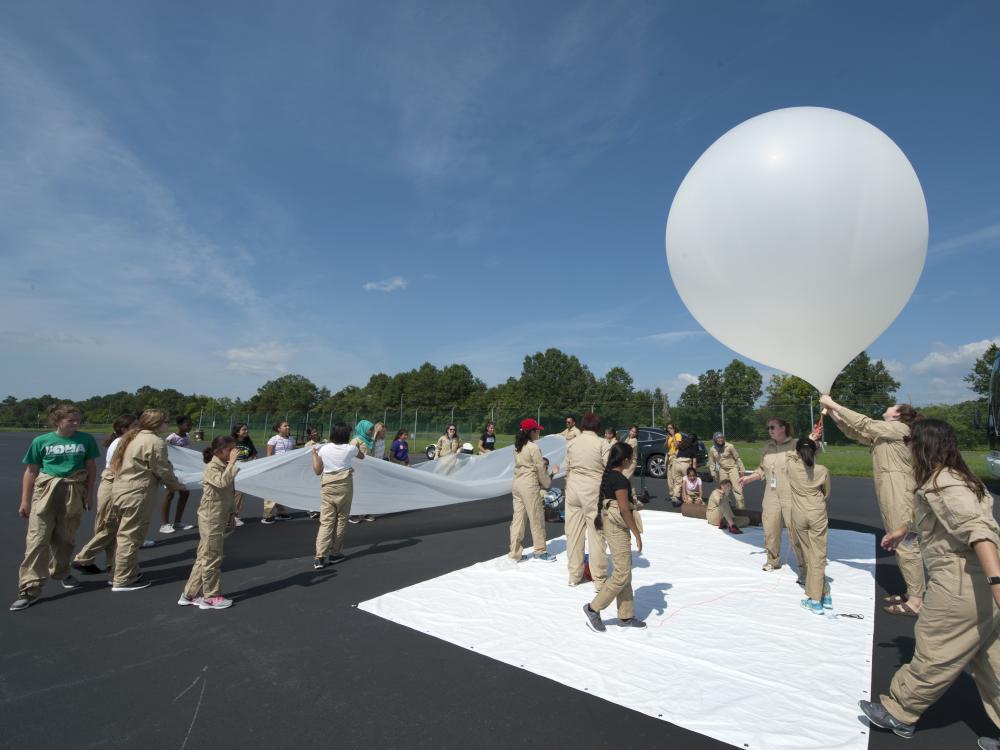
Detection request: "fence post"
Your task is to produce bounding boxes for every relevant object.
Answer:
[720,402,726,437]
[413,409,418,444]
[328,412,334,435]
[197,410,203,430]
[537,404,542,423]
[809,399,815,429]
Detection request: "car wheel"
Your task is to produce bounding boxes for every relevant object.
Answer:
[424,445,436,460]
[646,454,666,478]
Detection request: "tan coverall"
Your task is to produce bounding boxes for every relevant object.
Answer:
[754,436,815,570]
[590,499,637,620]
[17,470,89,598]
[106,430,183,587]
[183,456,238,599]
[435,435,460,458]
[880,469,1000,726]
[665,433,681,498]
[786,456,832,602]
[709,442,746,509]
[623,436,639,480]
[73,466,117,572]
[706,488,750,529]
[836,406,925,600]
[315,469,353,558]
[510,441,550,559]
[560,426,581,442]
[565,431,609,589]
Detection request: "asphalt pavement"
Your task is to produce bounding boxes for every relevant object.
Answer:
[1,430,999,750]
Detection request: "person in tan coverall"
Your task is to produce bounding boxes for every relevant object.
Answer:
[820,394,926,616]
[560,417,581,442]
[434,424,461,459]
[709,432,746,509]
[623,426,639,480]
[786,438,832,610]
[106,410,183,591]
[741,417,821,571]
[859,419,1000,746]
[73,414,137,576]
[509,418,558,561]
[565,412,609,589]
[583,442,645,632]
[179,436,240,609]
[706,480,749,532]
[311,422,365,567]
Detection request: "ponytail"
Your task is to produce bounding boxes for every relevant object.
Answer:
[203,435,236,464]
[795,437,817,468]
[514,429,532,452]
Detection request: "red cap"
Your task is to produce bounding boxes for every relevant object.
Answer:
[520,418,544,432]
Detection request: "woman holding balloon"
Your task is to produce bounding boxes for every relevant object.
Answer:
[819,394,926,616]
[740,417,821,572]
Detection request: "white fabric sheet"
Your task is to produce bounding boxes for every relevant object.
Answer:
[168,435,567,515]
[358,512,877,750]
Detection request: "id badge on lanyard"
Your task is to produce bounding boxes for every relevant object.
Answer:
[769,473,777,490]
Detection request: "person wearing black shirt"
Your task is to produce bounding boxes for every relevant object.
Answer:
[479,421,497,454]
[582,442,645,632]
[230,423,257,527]
[670,433,700,507]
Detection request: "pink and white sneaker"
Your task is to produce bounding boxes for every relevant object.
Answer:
[198,596,233,610]
[177,594,204,606]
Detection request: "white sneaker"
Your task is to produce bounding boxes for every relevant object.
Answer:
[159,524,175,534]
[233,517,244,527]
[178,594,203,606]
[199,596,233,610]
[176,523,195,531]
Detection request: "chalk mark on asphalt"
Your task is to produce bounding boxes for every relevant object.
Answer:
[178,665,208,750]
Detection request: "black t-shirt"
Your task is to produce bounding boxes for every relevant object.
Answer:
[677,436,699,460]
[600,470,633,506]
[480,433,496,451]
[235,437,257,462]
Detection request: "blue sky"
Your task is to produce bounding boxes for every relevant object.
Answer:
[1,1,997,405]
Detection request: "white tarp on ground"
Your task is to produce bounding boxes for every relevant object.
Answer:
[358,511,877,750]
[168,435,567,515]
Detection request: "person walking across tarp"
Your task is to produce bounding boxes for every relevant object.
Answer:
[787,437,832,613]
[582,442,646,632]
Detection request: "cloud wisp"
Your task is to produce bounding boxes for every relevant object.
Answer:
[362,276,408,293]
[911,338,1000,374]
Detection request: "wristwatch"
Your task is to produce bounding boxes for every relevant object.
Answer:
[988,577,1000,586]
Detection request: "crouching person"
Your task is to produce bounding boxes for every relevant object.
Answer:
[178,436,240,610]
[706,479,748,534]
[311,422,364,570]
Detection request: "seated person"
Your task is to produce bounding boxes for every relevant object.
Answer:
[706,479,749,534]
[680,465,704,504]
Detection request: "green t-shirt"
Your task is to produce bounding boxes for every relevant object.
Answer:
[23,431,100,477]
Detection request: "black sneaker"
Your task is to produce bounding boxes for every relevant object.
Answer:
[858,700,915,739]
[60,575,80,590]
[617,617,647,629]
[9,594,37,611]
[275,513,292,521]
[328,554,346,564]
[583,604,606,633]
[72,561,103,575]
[313,558,327,570]
[111,576,152,592]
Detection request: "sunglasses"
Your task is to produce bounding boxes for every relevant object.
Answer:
[767,425,780,430]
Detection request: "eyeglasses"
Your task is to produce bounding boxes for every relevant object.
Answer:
[767,425,780,431]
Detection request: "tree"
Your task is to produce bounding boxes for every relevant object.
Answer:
[518,348,595,408]
[830,352,900,409]
[765,375,818,406]
[590,366,635,404]
[965,342,999,398]
[721,359,763,406]
[677,369,722,407]
[249,374,326,413]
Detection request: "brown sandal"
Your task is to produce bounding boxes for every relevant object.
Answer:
[883,594,908,605]
[883,602,919,617]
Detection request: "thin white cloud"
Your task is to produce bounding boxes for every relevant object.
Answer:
[224,342,298,376]
[929,223,1000,257]
[362,276,408,293]
[641,330,706,345]
[660,373,699,399]
[911,338,1000,374]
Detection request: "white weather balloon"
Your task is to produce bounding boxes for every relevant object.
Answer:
[665,107,927,394]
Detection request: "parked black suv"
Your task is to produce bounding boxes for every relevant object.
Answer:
[615,427,709,478]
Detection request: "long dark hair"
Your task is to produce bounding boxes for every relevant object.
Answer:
[203,435,235,464]
[595,442,635,530]
[910,419,986,498]
[796,437,817,468]
[106,413,136,447]
[514,428,533,452]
